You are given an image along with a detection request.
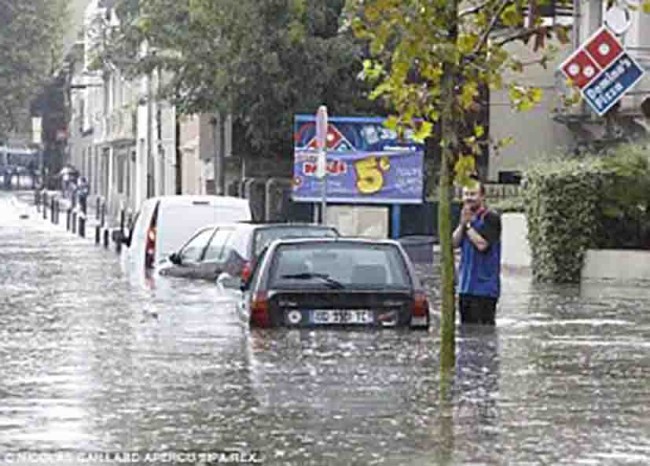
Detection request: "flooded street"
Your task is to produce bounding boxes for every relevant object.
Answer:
[1,191,649,465]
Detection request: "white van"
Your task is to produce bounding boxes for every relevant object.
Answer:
[119,195,252,271]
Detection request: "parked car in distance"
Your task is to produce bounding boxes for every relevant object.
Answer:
[115,195,252,271]
[158,223,340,282]
[239,238,430,329]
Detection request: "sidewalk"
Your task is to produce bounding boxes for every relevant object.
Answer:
[17,189,122,249]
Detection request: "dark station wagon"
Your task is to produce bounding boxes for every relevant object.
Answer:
[239,238,430,329]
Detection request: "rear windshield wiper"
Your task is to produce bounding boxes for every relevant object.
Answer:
[280,272,346,289]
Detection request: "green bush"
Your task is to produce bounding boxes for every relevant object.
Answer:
[597,145,650,249]
[490,196,524,213]
[523,144,650,283]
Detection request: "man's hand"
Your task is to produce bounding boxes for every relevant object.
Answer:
[453,205,473,249]
[460,205,473,225]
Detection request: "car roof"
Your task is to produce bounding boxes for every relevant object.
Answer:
[267,237,401,247]
[195,222,337,232]
[142,195,250,208]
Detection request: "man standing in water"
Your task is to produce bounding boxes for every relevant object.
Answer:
[452,180,502,325]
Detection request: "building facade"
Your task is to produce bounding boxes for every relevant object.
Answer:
[489,0,650,182]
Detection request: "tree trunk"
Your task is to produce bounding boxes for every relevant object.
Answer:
[439,0,459,375]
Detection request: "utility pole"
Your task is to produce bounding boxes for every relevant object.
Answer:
[211,112,225,195]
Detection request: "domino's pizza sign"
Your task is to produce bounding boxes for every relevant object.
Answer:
[560,27,646,116]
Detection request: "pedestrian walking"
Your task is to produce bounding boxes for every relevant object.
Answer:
[76,176,89,210]
[452,178,502,325]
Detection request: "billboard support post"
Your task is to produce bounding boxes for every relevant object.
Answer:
[315,106,328,224]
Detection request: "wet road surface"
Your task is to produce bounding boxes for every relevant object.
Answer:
[1,192,649,465]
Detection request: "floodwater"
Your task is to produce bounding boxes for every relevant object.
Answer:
[0,191,649,465]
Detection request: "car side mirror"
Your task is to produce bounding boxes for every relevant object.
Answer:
[169,252,182,265]
[216,272,242,290]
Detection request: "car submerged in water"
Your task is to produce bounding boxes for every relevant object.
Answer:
[158,222,339,282]
[237,238,430,329]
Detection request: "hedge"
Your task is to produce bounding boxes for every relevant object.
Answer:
[522,144,650,283]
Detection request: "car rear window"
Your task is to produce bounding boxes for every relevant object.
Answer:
[268,242,410,289]
[253,227,338,257]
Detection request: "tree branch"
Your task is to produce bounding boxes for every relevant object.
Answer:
[493,25,550,48]
[471,0,512,55]
[459,1,492,18]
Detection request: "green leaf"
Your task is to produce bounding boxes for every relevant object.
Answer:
[473,125,485,138]
[643,1,650,14]
[459,82,479,110]
[530,87,544,104]
[384,115,399,131]
[458,33,478,54]
[500,4,523,28]
[412,121,433,143]
[454,155,476,185]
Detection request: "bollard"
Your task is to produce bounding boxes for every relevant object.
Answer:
[95,224,101,245]
[72,210,77,234]
[54,200,59,225]
[42,192,48,220]
[79,195,87,238]
[50,198,55,224]
[116,208,126,253]
[103,228,109,248]
[67,207,72,231]
[101,201,106,228]
[34,190,40,211]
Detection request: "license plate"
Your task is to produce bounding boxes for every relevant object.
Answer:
[311,309,374,325]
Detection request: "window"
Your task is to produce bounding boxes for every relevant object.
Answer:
[203,228,233,263]
[117,154,126,194]
[180,228,214,263]
[253,226,338,257]
[268,243,410,289]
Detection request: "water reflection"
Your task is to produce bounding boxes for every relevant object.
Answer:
[453,326,500,464]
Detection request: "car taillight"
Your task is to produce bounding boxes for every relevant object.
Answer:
[240,261,252,282]
[145,227,156,269]
[411,292,429,317]
[250,292,271,328]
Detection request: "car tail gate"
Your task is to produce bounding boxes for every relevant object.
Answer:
[265,291,414,328]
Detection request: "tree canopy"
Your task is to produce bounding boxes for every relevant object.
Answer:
[101,0,377,159]
[0,0,66,140]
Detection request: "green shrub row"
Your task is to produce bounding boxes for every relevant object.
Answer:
[523,144,650,283]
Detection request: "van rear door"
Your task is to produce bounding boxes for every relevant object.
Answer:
[156,201,251,263]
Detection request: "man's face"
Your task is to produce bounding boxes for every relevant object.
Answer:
[462,184,483,212]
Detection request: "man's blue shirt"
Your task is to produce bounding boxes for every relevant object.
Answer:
[458,209,501,299]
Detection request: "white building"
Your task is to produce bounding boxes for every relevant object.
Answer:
[67,0,178,219]
[489,0,650,182]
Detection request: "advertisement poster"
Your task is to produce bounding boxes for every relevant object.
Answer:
[292,115,424,204]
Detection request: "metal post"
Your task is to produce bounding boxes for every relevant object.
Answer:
[320,149,327,225]
[42,192,47,219]
[66,207,71,231]
[117,208,125,253]
[79,196,87,238]
[391,205,401,239]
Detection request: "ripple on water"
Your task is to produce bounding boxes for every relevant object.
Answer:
[0,192,649,463]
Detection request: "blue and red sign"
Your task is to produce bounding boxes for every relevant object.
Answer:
[560,27,646,116]
[292,116,424,204]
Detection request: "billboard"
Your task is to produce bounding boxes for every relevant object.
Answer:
[292,115,425,204]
